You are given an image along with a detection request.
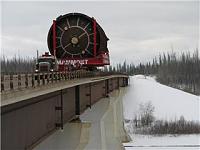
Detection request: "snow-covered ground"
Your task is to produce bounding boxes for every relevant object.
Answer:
[123,75,200,150]
[124,134,200,150]
[123,75,200,121]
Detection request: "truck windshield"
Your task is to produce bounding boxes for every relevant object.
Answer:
[38,58,55,63]
[38,58,56,69]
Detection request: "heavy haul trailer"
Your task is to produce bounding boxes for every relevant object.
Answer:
[48,12,110,71]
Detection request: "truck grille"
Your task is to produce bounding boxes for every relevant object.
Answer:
[39,65,49,72]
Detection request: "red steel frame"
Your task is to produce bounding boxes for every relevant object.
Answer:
[93,18,97,57]
[53,20,56,57]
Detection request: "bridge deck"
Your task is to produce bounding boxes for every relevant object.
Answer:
[1,74,129,150]
[1,75,128,106]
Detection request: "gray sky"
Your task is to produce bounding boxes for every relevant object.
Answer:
[1,1,199,65]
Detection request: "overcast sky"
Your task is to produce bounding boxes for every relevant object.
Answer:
[1,1,199,65]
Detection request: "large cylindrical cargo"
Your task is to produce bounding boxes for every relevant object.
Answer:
[47,13,109,59]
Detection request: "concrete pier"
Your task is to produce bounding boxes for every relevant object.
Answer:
[34,88,129,150]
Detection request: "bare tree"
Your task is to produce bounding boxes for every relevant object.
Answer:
[133,101,155,127]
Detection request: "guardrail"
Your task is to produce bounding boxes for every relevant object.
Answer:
[1,71,128,93]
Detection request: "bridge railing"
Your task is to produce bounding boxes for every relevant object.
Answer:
[1,71,128,93]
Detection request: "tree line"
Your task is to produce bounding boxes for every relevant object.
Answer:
[105,50,200,95]
[1,50,199,94]
[1,55,35,75]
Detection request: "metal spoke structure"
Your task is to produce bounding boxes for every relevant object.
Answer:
[48,13,105,59]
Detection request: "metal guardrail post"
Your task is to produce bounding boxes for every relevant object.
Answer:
[117,78,120,89]
[56,72,58,81]
[63,72,65,80]
[68,72,70,80]
[82,71,84,78]
[37,73,40,86]
[61,72,62,80]
[79,71,81,78]
[51,72,54,83]
[74,71,76,79]
[55,72,58,82]
[110,78,113,92]
[64,71,67,80]
[25,74,28,88]
[87,71,89,77]
[69,72,71,80]
[1,75,4,92]
[75,71,77,79]
[58,72,60,81]
[71,72,73,79]
[77,71,80,78]
[60,72,63,80]
[72,72,74,79]
[10,74,13,90]
[122,77,126,87]
[125,77,129,86]
[18,74,21,89]
[66,72,69,80]
[62,72,64,80]
[105,79,109,97]
[32,74,35,87]
[91,71,93,77]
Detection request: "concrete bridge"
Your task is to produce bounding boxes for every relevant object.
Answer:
[1,72,129,150]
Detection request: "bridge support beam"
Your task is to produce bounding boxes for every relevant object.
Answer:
[55,90,64,129]
[75,85,80,116]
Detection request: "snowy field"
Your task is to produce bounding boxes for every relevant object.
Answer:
[124,134,200,150]
[123,75,200,150]
[123,75,200,121]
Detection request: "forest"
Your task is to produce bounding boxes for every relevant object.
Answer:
[1,50,199,95]
[1,55,35,74]
[105,50,200,95]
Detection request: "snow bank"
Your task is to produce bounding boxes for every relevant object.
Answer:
[123,134,200,150]
[123,75,200,121]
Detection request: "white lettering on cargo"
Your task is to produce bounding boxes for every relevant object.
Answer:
[59,59,88,65]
